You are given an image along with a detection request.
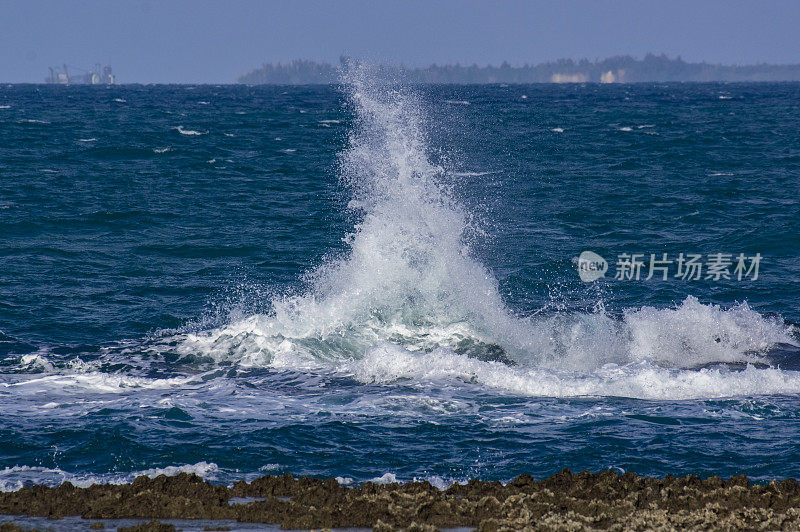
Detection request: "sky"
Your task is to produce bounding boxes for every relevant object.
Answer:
[2,0,799,83]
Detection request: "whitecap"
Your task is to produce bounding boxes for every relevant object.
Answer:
[19,354,54,371]
[444,100,470,105]
[175,125,208,136]
[551,128,564,133]
[153,147,172,154]
[452,170,498,177]
[7,372,202,394]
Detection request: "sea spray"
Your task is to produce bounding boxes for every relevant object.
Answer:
[178,65,545,365]
[176,72,797,398]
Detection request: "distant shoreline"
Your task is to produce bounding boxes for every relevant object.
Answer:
[238,54,800,85]
[2,470,800,530]
[6,80,800,87]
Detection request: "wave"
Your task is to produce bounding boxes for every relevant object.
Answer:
[163,67,799,400]
[2,69,789,402]
[175,126,208,136]
[0,462,218,492]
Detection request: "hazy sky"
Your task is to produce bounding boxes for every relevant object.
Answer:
[2,0,799,83]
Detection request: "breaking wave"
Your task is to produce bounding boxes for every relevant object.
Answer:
[161,68,798,399]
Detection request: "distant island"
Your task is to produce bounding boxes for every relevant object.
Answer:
[238,54,800,84]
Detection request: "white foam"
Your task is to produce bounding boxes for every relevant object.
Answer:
[551,128,564,133]
[0,462,218,492]
[175,126,208,136]
[136,461,219,479]
[0,105,11,109]
[78,138,97,142]
[19,354,54,371]
[172,68,798,401]
[5,372,201,394]
[417,476,451,490]
[347,342,800,400]
[369,472,397,484]
[452,170,497,177]
[113,98,126,103]
[444,100,470,105]
[153,147,172,153]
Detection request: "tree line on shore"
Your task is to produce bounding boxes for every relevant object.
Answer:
[237,54,800,84]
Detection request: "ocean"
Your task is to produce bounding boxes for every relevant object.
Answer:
[1,72,799,492]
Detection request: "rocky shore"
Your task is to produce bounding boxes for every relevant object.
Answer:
[2,470,800,531]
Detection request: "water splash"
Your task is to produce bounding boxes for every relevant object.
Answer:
[179,66,540,365]
[173,70,797,398]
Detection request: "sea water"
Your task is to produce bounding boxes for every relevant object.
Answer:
[1,71,799,490]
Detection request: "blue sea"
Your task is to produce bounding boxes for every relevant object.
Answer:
[1,72,800,492]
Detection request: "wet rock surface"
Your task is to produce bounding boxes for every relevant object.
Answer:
[0,523,28,532]
[117,521,176,532]
[2,470,800,530]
